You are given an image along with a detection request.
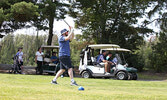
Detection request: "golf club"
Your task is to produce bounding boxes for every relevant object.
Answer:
[63,19,70,27]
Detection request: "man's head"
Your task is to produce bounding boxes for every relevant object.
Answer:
[18,47,23,51]
[108,53,112,57]
[52,52,56,56]
[102,50,108,56]
[61,29,69,36]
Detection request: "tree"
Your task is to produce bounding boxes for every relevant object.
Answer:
[68,0,156,70]
[0,8,5,28]
[71,0,152,49]
[34,0,70,45]
[149,32,167,72]
[10,1,39,22]
[145,0,167,72]
[0,34,15,64]
[0,0,39,33]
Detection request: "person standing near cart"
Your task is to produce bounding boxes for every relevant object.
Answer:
[16,47,24,74]
[35,47,44,75]
[51,27,78,86]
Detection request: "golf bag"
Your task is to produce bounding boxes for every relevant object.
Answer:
[9,55,21,74]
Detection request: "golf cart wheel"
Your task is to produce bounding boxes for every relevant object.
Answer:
[128,73,133,80]
[132,73,138,80]
[82,71,91,78]
[116,71,128,80]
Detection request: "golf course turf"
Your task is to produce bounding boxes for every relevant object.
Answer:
[0,73,167,100]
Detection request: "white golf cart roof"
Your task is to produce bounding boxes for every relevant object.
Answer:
[41,45,59,49]
[101,48,131,52]
[88,44,120,49]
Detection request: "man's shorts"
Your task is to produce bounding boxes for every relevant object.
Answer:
[100,62,109,66]
[59,56,72,69]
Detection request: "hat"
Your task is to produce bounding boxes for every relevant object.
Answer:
[18,47,23,50]
[60,29,68,35]
[102,50,106,53]
[18,47,23,51]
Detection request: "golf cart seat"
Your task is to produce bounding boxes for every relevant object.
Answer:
[44,58,52,63]
[91,57,97,65]
[49,63,57,66]
[91,57,97,64]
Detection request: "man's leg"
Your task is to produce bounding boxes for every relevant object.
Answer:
[105,63,110,75]
[39,61,43,75]
[68,68,74,79]
[21,66,24,74]
[53,69,65,81]
[105,63,108,72]
[107,63,111,73]
[68,68,78,86]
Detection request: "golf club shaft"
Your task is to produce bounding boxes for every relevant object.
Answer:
[63,19,70,27]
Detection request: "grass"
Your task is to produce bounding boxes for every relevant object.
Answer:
[138,72,167,80]
[0,73,167,100]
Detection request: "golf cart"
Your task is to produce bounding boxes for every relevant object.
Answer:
[36,45,60,75]
[79,44,138,80]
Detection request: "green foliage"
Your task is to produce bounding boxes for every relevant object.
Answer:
[35,0,70,45]
[0,34,15,64]
[0,8,5,26]
[0,34,88,67]
[134,43,153,71]
[0,0,39,33]
[0,34,47,66]
[10,1,39,22]
[149,32,167,72]
[70,0,154,70]
[72,0,151,45]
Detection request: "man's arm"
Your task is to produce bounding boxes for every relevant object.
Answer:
[99,55,109,63]
[51,57,57,62]
[102,59,109,63]
[35,55,37,63]
[69,27,74,41]
[64,27,74,41]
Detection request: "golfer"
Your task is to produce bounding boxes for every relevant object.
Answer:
[51,27,78,86]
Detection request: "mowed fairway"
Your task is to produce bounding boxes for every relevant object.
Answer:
[0,73,167,100]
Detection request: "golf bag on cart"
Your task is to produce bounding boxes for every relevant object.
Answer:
[9,55,21,74]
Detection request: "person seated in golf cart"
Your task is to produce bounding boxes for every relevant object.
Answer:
[51,52,58,64]
[96,51,111,75]
[106,53,115,68]
[106,53,113,61]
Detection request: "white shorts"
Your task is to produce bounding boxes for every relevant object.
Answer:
[99,62,107,66]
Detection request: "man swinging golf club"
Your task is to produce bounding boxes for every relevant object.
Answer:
[51,26,78,86]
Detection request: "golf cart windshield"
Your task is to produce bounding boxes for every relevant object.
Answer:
[41,45,59,58]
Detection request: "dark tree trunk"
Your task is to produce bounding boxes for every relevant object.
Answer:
[47,15,54,45]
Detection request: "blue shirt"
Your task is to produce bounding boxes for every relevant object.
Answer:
[96,54,104,63]
[58,35,70,57]
[112,57,118,64]
[16,52,19,56]
[51,56,58,64]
